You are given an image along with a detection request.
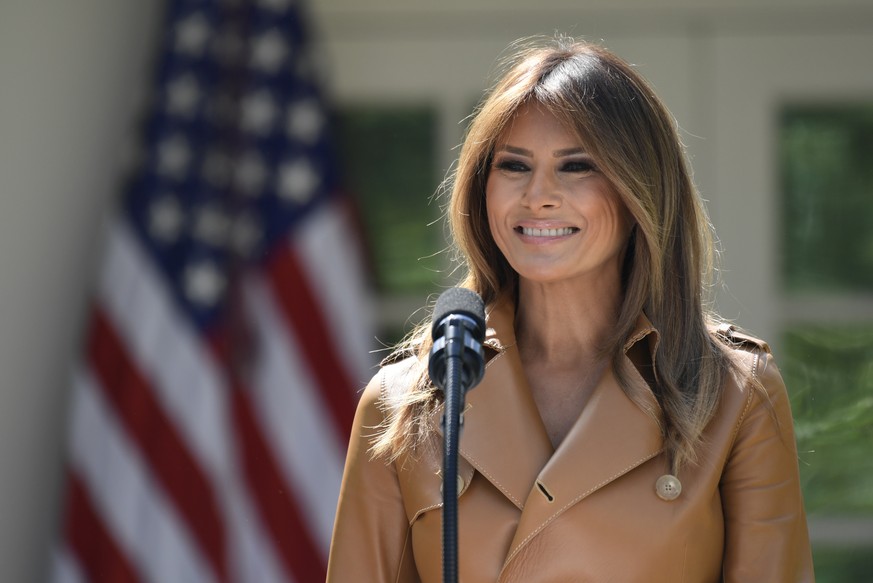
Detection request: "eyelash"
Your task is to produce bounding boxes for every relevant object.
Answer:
[493,159,597,173]
[494,160,529,172]
[561,160,597,173]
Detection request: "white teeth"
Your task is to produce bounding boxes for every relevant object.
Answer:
[521,227,575,237]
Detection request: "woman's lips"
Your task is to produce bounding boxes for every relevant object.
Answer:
[515,226,579,237]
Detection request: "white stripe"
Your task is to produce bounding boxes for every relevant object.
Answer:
[99,218,232,484]
[68,367,217,583]
[244,274,346,556]
[50,545,86,583]
[293,199,377,386]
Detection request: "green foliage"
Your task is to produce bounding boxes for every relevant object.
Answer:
[811,547,873,583]
[783,326,873,514]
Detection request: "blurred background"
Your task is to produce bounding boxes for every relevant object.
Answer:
[1,0,872,581]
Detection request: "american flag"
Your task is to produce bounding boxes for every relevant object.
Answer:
[52,0,374,581]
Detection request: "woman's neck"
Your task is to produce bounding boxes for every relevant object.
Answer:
[514,275,623,367]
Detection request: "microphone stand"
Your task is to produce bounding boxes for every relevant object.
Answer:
[440,326,465,583]
[429,289,485,583]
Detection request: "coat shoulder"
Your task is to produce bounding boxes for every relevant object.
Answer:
[712,323,774,394]
[354,355,423,438]
[376,355,426,404]
[710,324,792,447]
[713,323,770,355]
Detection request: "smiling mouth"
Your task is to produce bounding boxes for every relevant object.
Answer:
[517,226,579,237]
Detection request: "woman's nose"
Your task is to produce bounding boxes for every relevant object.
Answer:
[523,169,561,208]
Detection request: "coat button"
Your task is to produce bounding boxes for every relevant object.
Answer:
[655,474,682,501]
[440,474,465,496]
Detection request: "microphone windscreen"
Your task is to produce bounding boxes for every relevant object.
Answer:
[432,288,485,335]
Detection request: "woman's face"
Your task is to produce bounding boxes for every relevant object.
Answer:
[485,103,633,288]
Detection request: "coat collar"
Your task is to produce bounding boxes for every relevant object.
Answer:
[432,295,665,561]
[482,294,661,366]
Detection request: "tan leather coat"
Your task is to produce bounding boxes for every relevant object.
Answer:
[327,300,814,582]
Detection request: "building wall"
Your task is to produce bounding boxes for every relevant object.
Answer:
[0,0,871,580]
[0,2,164,580]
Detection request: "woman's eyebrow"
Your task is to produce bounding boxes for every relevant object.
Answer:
[496,145,532,156]
[553,147,587,157]
[495,145,588,157]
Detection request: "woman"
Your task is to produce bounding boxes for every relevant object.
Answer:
[327,38,813,582]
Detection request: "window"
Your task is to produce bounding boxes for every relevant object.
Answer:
[335,105,445,345]
[781,106,873,293]
[779,105,873,580]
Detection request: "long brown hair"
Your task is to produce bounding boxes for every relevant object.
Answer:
[372,37,736,471]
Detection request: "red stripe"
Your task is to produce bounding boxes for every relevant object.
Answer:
[63,469,142,583]
[85,309,229,583]
[231,387,328,582]
[264,243,357,439]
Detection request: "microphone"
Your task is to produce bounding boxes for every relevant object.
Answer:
[428,287,486,583]
[428,287,486,394]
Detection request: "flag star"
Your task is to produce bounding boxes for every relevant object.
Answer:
[156,134,192,179]
[278,158,320,204]
[184,261,226,307]
[201,149,231,187]
[231,213,263,257]
[286,99,324,144]
[258,0,293,12]
[234,151,268,196]
[166,74,201,118]
[193,205,230,247]
[240,90,278,135]
[148,195,185,243]
[250,29,289,74]
[174,13,211,57]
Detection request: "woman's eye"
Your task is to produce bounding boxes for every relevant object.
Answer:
[562,160,597,173]
[494,159,529,173]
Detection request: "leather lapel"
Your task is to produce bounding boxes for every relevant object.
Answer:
[460,343,554,509]
[504,359,664,565]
